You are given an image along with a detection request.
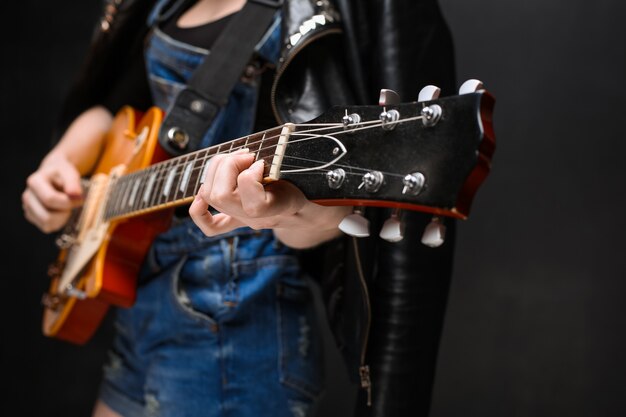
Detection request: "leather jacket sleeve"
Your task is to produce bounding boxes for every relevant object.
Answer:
[326,1,458,415]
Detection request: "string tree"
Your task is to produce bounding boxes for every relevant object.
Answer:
[378,89,400,130]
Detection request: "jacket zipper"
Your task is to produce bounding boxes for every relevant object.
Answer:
[352,236,373,406]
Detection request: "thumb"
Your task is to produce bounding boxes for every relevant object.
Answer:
[52,159,84,201]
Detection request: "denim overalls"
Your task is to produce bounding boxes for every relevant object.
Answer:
[99,2,324,416]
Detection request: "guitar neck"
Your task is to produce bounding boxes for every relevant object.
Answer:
[103,89,494,222]
[104,125,288,221]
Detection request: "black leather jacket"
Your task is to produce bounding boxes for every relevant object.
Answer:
[55,1,457,416]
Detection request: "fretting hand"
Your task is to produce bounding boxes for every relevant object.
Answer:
[189,150,351,248]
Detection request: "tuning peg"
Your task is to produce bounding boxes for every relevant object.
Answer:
[338,208,370,237]
[421,216,446,247]
[418,85,441,102]
[378,89,401,106]
[379,209,404,242]
[378,89,401,130]
[459,79,484,95]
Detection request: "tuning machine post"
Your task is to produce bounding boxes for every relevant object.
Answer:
[342,110,361,132]
[378,89,401,130]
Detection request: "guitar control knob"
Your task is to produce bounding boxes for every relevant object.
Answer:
[339,208,370,237]
[379,209,404,242]
[421,216,446,247]
[418,85,441,102]
[402,172,426,195]
[359,171,384,193]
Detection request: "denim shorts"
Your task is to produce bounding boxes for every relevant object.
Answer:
[98,4,324,414]
[99,222,324,417]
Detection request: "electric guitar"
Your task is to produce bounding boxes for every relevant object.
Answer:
[42,80,496,344]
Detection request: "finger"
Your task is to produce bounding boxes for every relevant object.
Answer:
[188,194,244,236]
[23,190,71,233]
[237,160,273,216]
[27,171,80,211]
[51,160,84,200]
[238,163,306,218]
[199,148,252,189]
[209,153,256,206]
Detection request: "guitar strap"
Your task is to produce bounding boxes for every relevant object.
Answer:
[158,0,283,157]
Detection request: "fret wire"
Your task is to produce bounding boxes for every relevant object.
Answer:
[150,159,170,209]
[190,149,208,196]
[122,174,137,216]
[172,154,190,203]
[113,176,127,216]
[108,176,120,218]
[103,177,114,220]
[139,168,155,213]
[112,176,128,217]
[166,156,181,204]
[132,169,149,213]
[190,151,206,198]
[183,152,198,199]
[177,153,190,201]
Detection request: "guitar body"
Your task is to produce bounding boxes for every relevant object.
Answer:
[43,106,172,344]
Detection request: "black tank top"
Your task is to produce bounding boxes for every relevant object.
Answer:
[160,3,235,50]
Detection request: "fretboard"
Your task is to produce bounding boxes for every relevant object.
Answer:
[103,126,286,221]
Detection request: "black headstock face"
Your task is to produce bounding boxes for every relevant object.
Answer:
[278,88,495,219]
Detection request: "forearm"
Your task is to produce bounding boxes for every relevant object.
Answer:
[273,203,352,249]
[44,106,113,174]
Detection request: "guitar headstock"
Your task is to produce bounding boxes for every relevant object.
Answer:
[274,79,495,244]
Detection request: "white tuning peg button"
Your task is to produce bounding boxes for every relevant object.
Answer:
[418,85,441,102]
[378,89,401,106]
[421,216,446,247]
[379,211,404,242]
[338,209,370,237]
[459,79,484,95]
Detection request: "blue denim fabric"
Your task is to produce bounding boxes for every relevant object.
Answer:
[98,5,324,417]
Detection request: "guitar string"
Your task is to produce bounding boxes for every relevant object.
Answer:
[172,114,426,178]
[109,114,422,198]
[104,114,427,216]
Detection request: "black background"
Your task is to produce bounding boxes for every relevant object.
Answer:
[2,1,625,416]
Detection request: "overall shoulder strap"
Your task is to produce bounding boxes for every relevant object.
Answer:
[158,0,283,156]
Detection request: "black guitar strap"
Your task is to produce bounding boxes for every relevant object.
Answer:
[158,0,283,156]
